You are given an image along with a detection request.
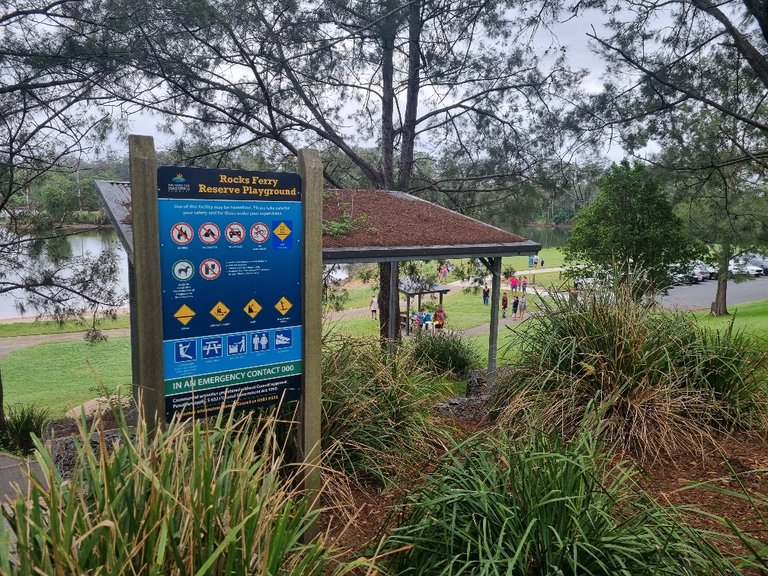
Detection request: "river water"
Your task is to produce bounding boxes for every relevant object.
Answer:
[0,229,129,320]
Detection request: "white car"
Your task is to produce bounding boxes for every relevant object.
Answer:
[728,260,763,277]
[692,261,715,280]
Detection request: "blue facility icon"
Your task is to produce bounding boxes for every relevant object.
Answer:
[227,334,247,356]
[252,332,270,352]
[175,340,197,363]
[275,329,292,349]
[201,337,223,358]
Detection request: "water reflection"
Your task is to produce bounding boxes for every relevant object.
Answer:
[0,228,129,319]
[511,226,570,249]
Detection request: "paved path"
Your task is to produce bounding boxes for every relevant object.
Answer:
[0,328,131,360]
[0,453,43,503]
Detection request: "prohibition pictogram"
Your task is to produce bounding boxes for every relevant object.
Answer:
[171,222,193,245]
[225,222,245,244]
[250,222,270,243]
[172,259,195,281]
[199,258,222,280]
[199,222,221,244]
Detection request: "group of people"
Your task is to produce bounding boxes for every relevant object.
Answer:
[500,292,526,319]
[481,275,529,320]
[411,306,446,332]
[529,254,544,268]
[508,275,528,294]
[370,294,447,332]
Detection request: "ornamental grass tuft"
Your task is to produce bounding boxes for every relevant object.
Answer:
[385,429,739,575]
[492,279,768,462]
[0,406,371,575]
[321,333,451,485]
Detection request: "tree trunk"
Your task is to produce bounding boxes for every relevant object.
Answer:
[396,0,421,192]
[377,8,400,339]
[379,262,397,340]
[711,248,730,316]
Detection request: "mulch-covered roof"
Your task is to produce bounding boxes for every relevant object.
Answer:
[323,189,538,263]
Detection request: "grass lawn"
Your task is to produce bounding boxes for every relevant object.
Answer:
[0,315,130,338]
[503,247,566,272]
[5,287,768,417]
[337,283,378,310]
[1,337,132,416]
[694,299,768,342]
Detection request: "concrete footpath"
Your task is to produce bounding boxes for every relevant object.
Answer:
[0,453,43,503]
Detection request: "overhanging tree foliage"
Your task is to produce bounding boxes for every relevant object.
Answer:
[651,52,768,314]
[563,161,696,290]
[0,0,124,321]
[580,0,768,166]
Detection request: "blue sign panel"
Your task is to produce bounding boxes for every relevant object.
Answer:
[158,166,303,421]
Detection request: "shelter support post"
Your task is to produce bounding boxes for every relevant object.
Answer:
[483,257,502,391]
[387,263,398,354]
[129,135,164,435]
[405,295,411,336]
[298,149,323,542]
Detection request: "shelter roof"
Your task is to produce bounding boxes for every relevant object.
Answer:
[323,189,539,263]
[94,182,540,265]
[398,277,451,297]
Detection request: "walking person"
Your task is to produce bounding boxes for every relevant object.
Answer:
[482,283,490,305]
[511,295,519,319]
[510,275,518,293]
[533,254,539,268]
[521,275,528,293]
[518,294,526,319]
[370,294,379,319]
[501,292,508,318]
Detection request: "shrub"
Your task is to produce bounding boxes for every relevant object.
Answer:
[322,334,450,484]
[2,403,50,454]
[492,280,768,461]
[385,429,738,575]
[0,407,367,575]
[408,330,481,378]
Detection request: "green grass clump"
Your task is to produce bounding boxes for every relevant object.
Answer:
[407,330,481,378]
[1,403,50,454]
[0,407,368,575]
[321,333,450,485]
[493,282,768,462]
[385,429,736,575]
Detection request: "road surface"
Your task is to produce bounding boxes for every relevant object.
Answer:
[658,276,768,310]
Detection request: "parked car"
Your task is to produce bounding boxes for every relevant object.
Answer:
[746,257,768,275]
[728,259,763,277]
[692,261,715,280]
[668,263,699,285]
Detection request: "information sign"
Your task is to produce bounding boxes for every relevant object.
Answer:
[157,166,303,420]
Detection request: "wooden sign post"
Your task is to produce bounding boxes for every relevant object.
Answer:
[128,135,165,433]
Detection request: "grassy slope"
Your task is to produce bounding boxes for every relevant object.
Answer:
[2,337,132,416]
